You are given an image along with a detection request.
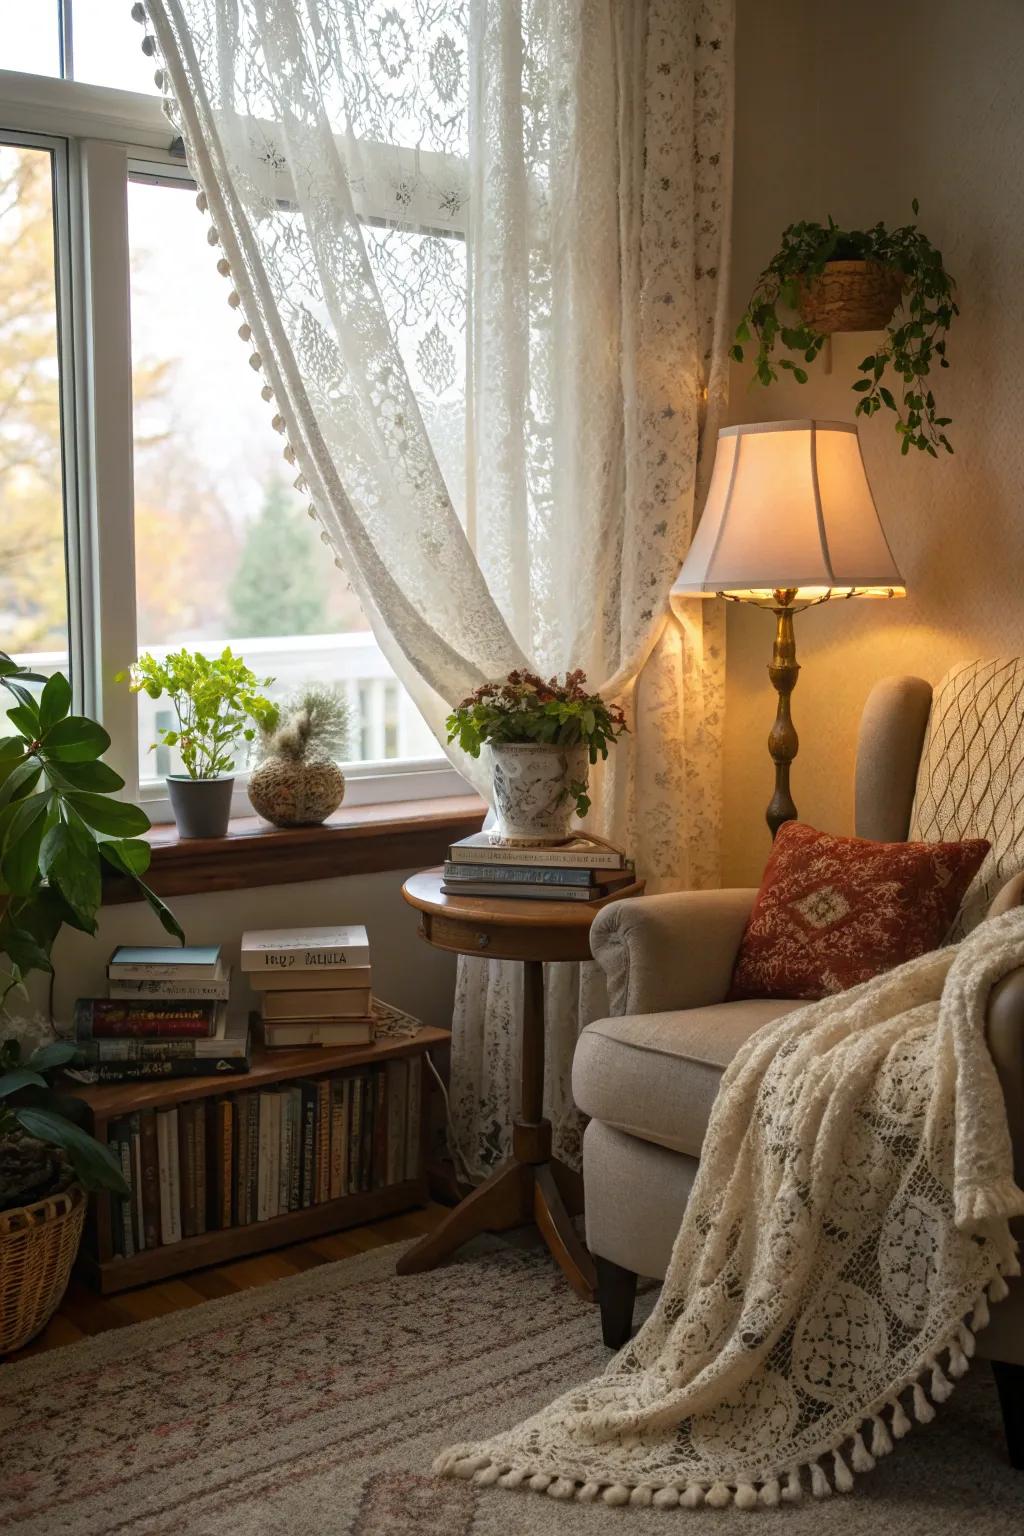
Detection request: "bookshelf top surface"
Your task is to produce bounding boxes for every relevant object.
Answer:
[65,1026,451,1119]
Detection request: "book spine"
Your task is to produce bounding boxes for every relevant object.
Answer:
[442,861,594,886]
[257,1092,273,1222]
[112,1119,134,1259]
[385,1061,405,1187]
[242,945,370,972]
[139,1109,161,1249]
[77,1007,214,1044]
[315,1079,331,1205]
[217,1099,233,1229]
[180,1103,198,1240]
[287,1087,302,1212]
[246,1094,260,1224]
[340,1078,351,1196]
[448,843,623,869]
[129,1113,145,1252]
[278,1093,292,1217]
[248,965,372,993]
[107,964,219,979]
[347,1076,363,1196]
[193,1102,207,1237]
[404,1056,423,1182]
[233,1095,249,1226]
[76,1058,250,1083]
[373,1067,388,1190]
[360,1071,376,1194]
[330,1081,346,1198]
[157,1109,181,1245]
[440,881,595,902]
[108,978,231,1001]
[300,1084,316,1207]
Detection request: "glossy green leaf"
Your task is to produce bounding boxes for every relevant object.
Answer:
[44,757,125,794]
[27,1041,78,1072]
[41,716,111,762]
[0,926,54,976]
[38,673,72,732]
[13,1107,130,1196]
[0,758,42,810]
[40,821,102,925]
[0,1067,49,1098]
[63,792,150,836]
[97,837,151,876]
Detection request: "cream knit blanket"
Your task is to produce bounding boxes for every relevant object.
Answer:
[437,907,1024,1509]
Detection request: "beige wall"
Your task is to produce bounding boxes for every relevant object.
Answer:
[47,870,458,1032]
[725,0,1024,883]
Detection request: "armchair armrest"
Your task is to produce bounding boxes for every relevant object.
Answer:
[590,888,757,1017]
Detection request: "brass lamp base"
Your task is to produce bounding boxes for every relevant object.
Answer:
[766,591,800,838]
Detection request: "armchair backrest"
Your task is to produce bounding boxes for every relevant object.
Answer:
[856,658,1024,932]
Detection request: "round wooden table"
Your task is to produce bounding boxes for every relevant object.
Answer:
[396,867,645,1299]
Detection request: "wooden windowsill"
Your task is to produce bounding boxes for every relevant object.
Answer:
[102,795,487,903]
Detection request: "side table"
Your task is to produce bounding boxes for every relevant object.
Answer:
[396,868,645,1299]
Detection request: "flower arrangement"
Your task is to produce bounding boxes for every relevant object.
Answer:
[446,670,627,819]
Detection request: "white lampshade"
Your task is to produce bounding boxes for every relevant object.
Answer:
[671,420,904,604]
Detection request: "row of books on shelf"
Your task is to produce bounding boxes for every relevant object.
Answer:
[104,1058,423,1258]
[440,832,635,902]
[70,926,379,1081]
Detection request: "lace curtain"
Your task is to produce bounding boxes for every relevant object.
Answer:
[139,0,733,1179]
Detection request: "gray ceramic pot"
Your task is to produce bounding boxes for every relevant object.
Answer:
[166,774,235,839]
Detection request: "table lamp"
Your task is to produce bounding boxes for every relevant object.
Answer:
[671,419,904,837]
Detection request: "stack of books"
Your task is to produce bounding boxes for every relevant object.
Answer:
[104,1059,422,1256]
[441,832,635,902]
[243,925,374,1047]
[70,945,249,1083]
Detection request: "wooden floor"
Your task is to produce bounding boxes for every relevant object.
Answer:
[10,1201,448,1364]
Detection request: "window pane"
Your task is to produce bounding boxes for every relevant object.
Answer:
[0,3,61,78]
[71,0,159,94]
[0,143,70,678]
[127,175,441,780]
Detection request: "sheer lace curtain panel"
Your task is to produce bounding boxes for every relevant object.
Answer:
[139,0,734,1178]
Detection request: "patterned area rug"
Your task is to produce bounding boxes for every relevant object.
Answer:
[0,1240,1019,1534]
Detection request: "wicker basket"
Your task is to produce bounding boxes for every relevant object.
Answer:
[797,259,903,335]
[0,1183,86,1354]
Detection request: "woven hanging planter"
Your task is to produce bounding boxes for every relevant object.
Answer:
[797,259,903,334]
[0,1182,86,1354]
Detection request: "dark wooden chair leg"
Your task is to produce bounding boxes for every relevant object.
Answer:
[595,1255,638,1349]
[992,1360,1024,1470]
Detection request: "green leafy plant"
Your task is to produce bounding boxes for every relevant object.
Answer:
[122,647,279,780]
[732,202,958,455]
[256,684,349,764]
[1,1034,127,1201]
[446,670,628,818]
[0,653,183,1007]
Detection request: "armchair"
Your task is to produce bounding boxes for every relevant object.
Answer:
[575,660,1024,1466]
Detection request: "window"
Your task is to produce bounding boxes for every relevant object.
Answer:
[0,2,158,94]
[0,54,468,817]
[0,136,74,686]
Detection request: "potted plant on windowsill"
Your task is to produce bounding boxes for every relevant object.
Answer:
[0,650,184,1350]
[446,670,627,846]
[122,648,278,839]
[732,202,958,456]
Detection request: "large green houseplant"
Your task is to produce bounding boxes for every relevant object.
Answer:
[1,651,185,1344]
[122,647,278,839]
[732,203,958,456]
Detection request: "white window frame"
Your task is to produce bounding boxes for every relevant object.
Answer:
[0,67,469,821]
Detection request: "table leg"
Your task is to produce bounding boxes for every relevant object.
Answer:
[395,1159,532,1275]
[534,1164,597,1300]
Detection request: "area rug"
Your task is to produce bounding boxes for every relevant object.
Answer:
[0,1240,1018,1535]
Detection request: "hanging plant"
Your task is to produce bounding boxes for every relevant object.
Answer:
[732,202,958,456]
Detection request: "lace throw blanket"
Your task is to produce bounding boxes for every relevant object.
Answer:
[437,908,1024,1510]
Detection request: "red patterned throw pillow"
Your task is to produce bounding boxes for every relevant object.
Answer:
[728,822,990,1001]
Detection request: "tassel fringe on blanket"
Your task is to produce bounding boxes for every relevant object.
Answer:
[436,908,1024,1509]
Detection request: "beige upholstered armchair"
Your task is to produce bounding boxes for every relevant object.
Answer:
[575,659,1024,1467]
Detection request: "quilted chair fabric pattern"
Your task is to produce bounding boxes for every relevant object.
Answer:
[910,657,1024,933]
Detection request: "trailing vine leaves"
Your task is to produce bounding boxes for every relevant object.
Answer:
[0,652,184,1009]
[732,202,958,455]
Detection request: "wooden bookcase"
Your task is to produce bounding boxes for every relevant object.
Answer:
[67,1028,450,1295]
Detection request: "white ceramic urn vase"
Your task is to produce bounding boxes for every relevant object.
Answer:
[489,742,588,845]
